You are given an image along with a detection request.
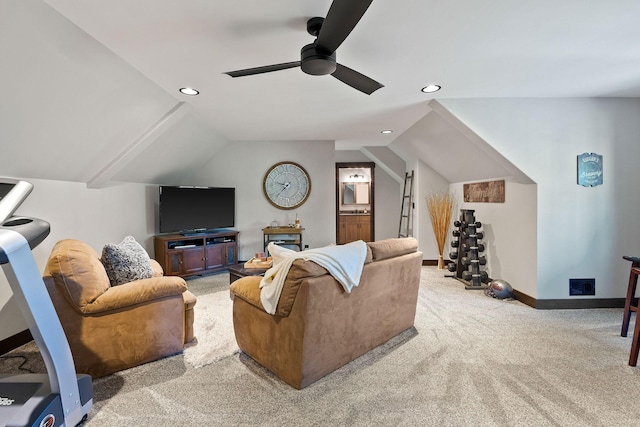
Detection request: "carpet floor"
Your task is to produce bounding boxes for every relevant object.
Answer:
[3,267,640,426]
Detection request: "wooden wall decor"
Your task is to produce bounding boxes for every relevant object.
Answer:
[463,180,505,203]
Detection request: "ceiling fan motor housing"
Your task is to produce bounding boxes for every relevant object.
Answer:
[300,43,336,75]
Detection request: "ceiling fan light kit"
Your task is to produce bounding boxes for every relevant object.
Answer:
[224,0,383,95]
[300,43,337,75]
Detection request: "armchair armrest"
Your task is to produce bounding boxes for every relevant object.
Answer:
[230,276,265,311]
[79,275,188,315]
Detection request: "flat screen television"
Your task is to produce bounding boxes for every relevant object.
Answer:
[159,186,235,234]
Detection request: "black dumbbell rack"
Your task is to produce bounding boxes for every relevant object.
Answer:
[447,209,489,289]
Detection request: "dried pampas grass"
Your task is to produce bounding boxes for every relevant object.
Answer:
[427,193,454,269]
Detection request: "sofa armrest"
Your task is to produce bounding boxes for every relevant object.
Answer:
[79,275,188,315]
[230,276,265,311]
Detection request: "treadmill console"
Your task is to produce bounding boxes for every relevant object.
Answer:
[0,179,33,225]
[0,180,49,264]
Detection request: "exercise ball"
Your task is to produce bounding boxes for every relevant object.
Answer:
[484,279,513,299]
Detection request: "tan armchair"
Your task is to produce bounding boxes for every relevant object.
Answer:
[42,239,196,378]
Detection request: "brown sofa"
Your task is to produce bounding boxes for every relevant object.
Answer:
[230,237,422,389]
[42,239,197,378]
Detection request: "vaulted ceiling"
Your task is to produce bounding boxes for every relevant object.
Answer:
[2,1,640,186]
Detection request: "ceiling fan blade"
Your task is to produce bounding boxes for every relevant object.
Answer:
[331,63,383,95]
[316,0,373,53]
[224,61,301,77]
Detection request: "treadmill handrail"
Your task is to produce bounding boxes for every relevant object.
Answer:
[0,229,84,427]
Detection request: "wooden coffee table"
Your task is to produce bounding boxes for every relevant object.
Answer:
[227,263,269,284]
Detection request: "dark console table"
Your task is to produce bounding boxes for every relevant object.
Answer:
[154,230,238,277]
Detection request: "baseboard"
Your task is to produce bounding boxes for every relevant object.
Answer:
[0,329,32,356]
[512,289,626,309]
[418,264,625,310]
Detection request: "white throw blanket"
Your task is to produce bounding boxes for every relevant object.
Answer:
[259,240,368,314]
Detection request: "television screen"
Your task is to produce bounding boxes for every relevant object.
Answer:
[159,186,235,234]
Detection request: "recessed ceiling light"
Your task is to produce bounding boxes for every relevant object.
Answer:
[421,84,441,93]
[381,130,393,134]
[179,87,199,96]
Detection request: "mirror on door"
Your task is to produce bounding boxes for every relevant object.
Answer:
[342,182,370,205]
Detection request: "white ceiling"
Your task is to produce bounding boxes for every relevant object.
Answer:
[41,0,640,150]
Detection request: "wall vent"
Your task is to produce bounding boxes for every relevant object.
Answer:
[569,278,596,296]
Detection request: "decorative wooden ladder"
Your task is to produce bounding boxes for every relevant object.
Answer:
[398,171,414,238]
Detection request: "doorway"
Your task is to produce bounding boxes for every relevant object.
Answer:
[336,162,375,244]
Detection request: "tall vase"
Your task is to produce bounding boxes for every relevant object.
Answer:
[437,254,445,270]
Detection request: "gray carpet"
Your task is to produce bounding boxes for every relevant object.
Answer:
[3,267,640,426]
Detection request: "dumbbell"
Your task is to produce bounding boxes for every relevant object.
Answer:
[462,270,489,282]
[466,243,485,252]
[451,240,459,248]
[454,220,462,227]
[449,251,458,260]
[447,262,457,272]
[466,231,484,240]
[461,256,487,266]
[462,242,485,252]
[452,230,460,237]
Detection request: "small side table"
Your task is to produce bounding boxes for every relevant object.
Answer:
[262,226,304,253]
[227,263,269,284]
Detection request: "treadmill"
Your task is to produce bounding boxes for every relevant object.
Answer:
[0,179,92,427]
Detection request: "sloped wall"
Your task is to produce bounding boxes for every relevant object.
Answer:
[389,103,533,281]
[441,98,640,300]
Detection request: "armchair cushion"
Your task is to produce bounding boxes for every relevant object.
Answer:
[101,235,154,286]
[46,239,110,308]
[78,275,188,315]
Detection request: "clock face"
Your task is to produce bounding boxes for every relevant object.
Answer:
[263,161,311,210]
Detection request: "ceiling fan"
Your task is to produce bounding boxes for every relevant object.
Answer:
[224,0,383,95]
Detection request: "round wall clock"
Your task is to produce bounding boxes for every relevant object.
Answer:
[263,161,311,210]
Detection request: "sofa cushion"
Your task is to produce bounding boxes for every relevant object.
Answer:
[367,237,418,261]
[46,239,111,308]
[270,259,327,316]
[364,245,373,264]
[102,236,154,286]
